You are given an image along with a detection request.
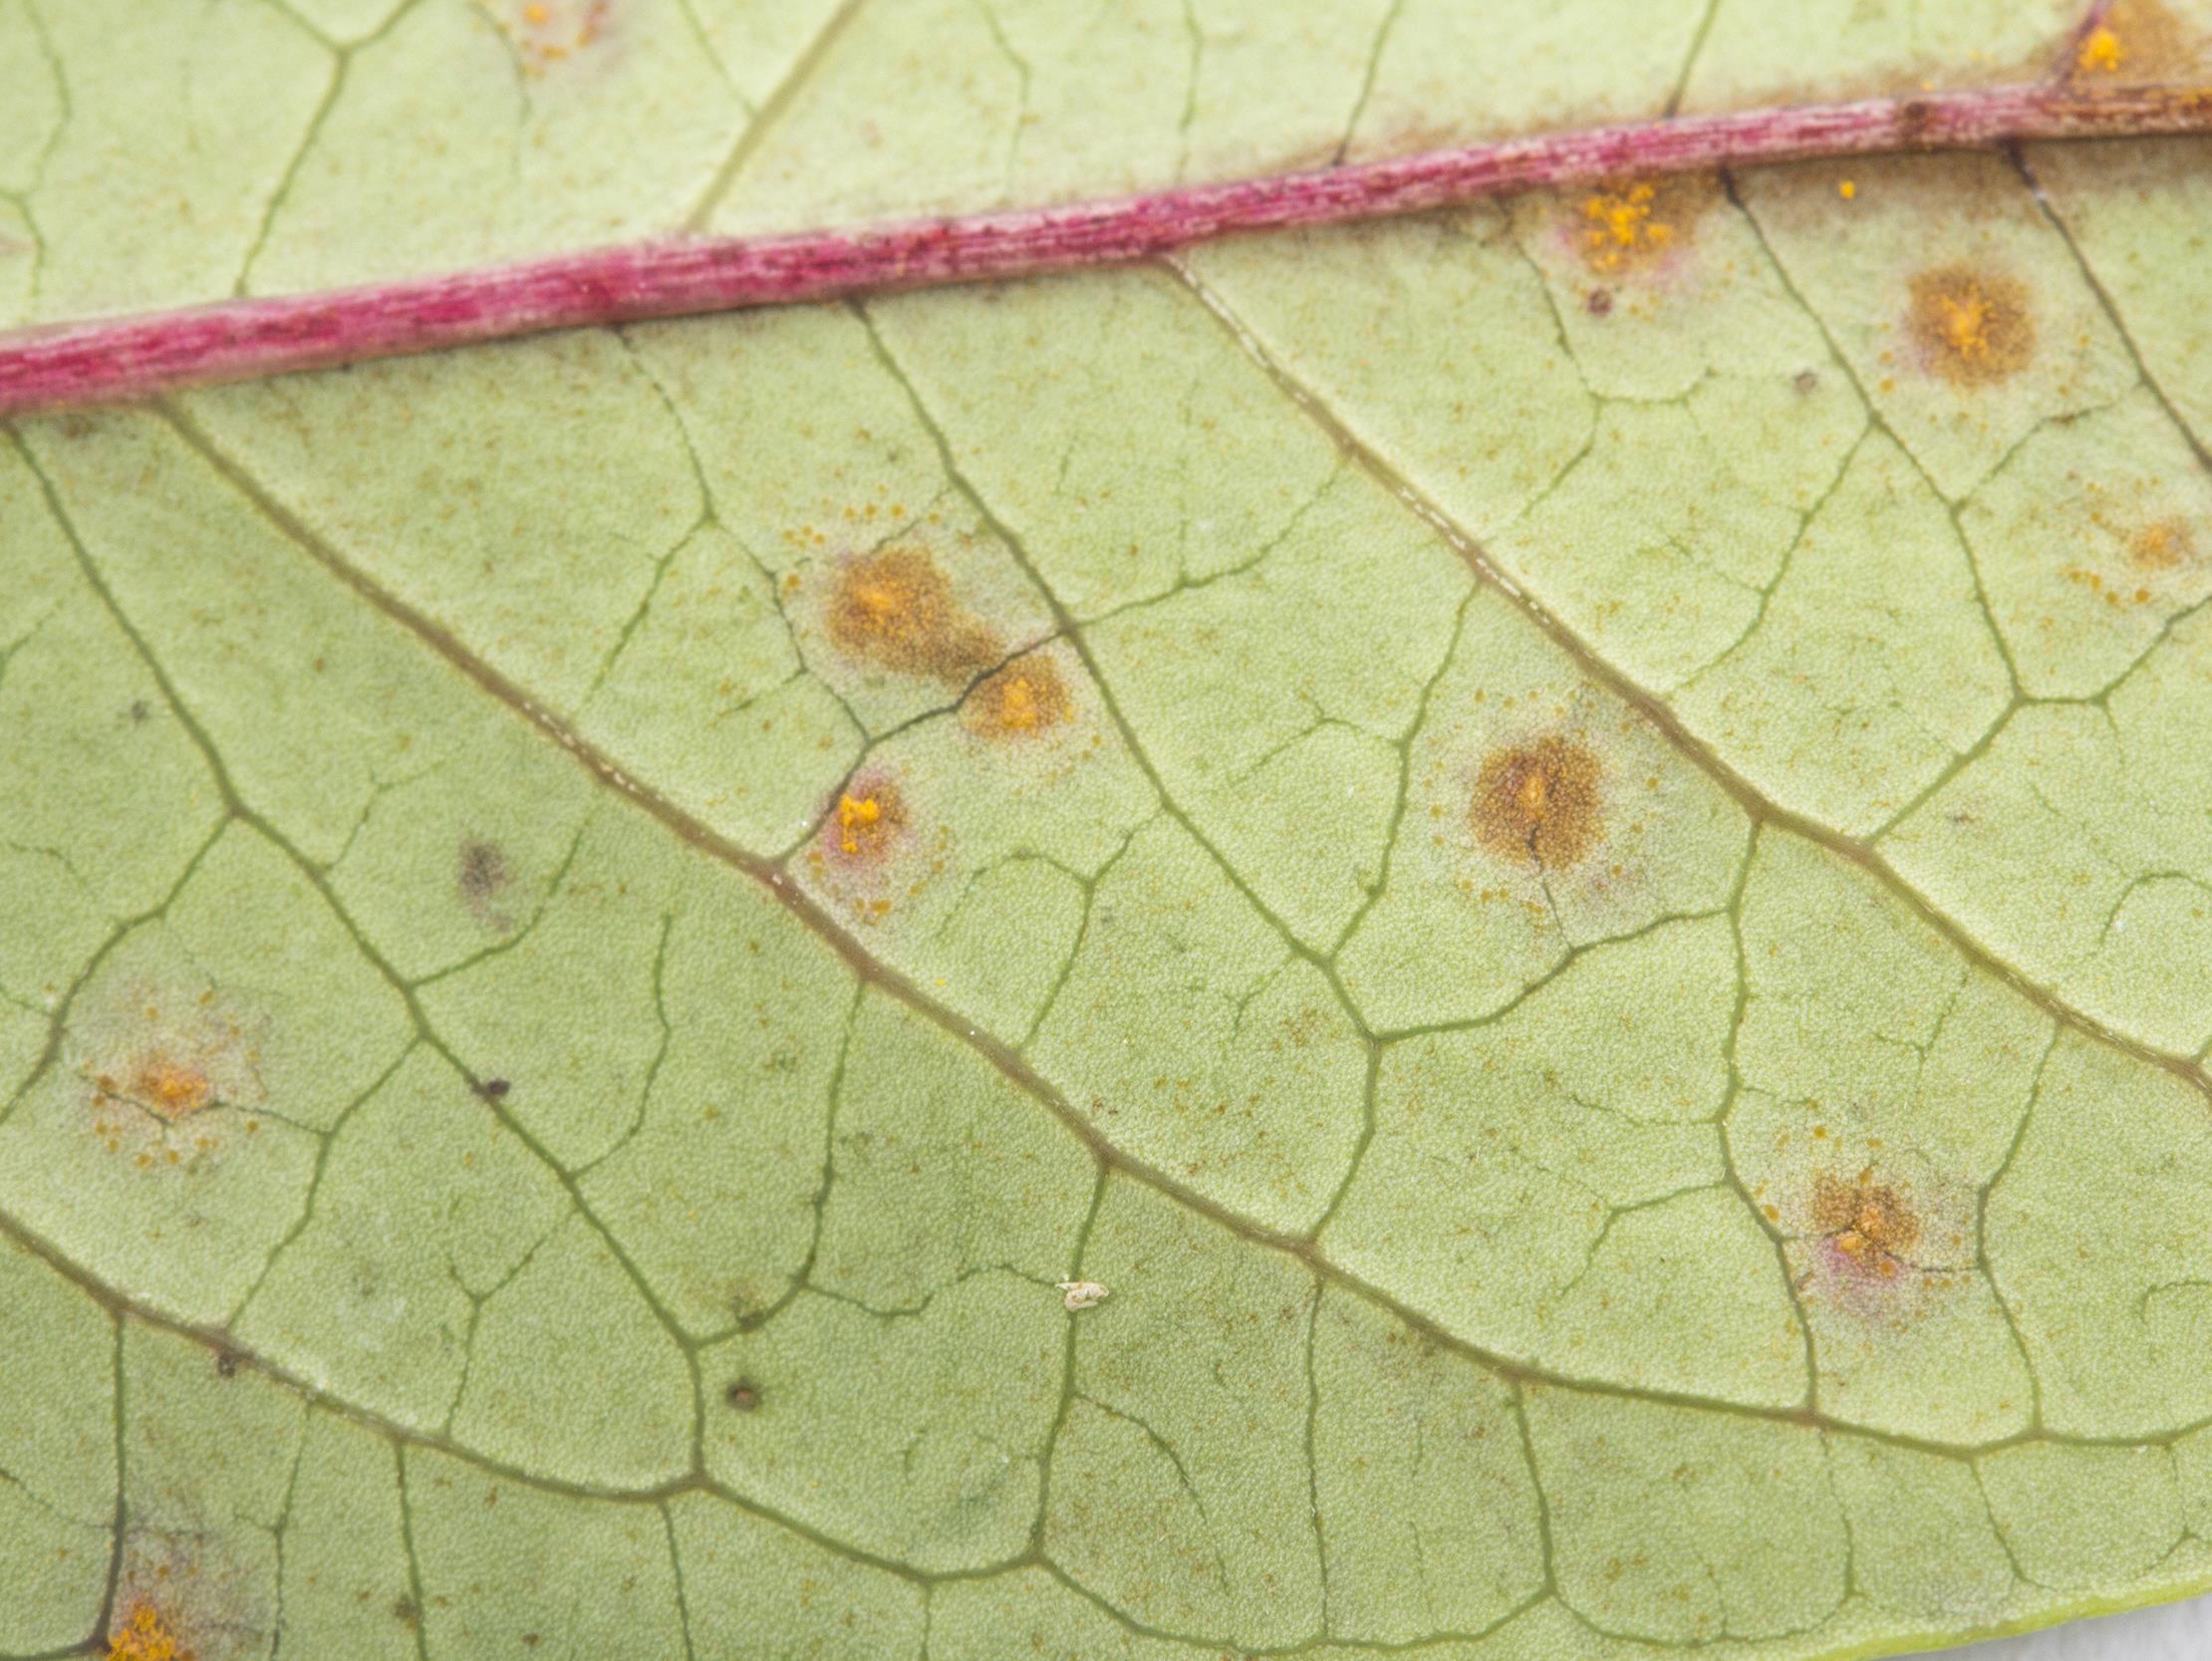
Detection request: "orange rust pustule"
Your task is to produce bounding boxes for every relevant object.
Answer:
[826,547,1001,685]
[109,1600,190,1661]
[1574,176,1709,275]
[828,782,907,863]
[967,655,1072,739]
[1906,265,2035,387]
[1812,1170,1922,1277]
[126,1057,214,1121]
[1471,737,1604,869]
[2070,0,2201,83]
[2129,517,2197,572]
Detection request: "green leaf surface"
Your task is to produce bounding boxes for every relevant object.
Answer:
[7,3,2212,1659]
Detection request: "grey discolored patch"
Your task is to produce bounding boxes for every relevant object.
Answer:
[456,837,514,931]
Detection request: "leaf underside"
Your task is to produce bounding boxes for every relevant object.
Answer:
[6,3,2212,1661]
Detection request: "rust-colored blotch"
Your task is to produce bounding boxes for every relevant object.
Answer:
[109,1600,188,1661]
[127,1057,214,1121]
[826,547,1000,685]
[2129,517,2196,572]
[1812,1170,1921,1277]
[830,783,907,863]
[1907,265,2035,386]
[968,656,1072,739]
[1471,737,1604,869]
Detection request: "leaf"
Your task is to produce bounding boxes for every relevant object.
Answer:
[6,3,2212,1660]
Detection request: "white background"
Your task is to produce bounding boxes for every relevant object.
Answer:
[1931,1592,2210,1657]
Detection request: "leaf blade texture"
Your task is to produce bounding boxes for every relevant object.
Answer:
[6,2,2212,1658]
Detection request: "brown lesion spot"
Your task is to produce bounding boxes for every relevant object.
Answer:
[1811,1169,1922,1278]
[118,1057,215,1122]
[826,547,1001,686]
[1906,265,2035,386]
[87,987,264,1155]
[1471,737,1604,870]
[967,654,1072,739]
[2128,517,2196,573]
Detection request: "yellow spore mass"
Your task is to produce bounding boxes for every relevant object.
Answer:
[837,794,882,856]
[1938,287,1994,360]
[1000,677,1042,729]
[1581,183,1673,271]
[969,656,1073,739]
[110,1602,188,1661]
[2076,25,2124,73]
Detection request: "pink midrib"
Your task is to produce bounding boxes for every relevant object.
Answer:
[3,79,2208,415]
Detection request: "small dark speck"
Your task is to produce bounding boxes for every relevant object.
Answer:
[725,1379,761,1413]
[476,1077,510,1100]
[456,837,513,927]
[215,1350,237,1378]
[127,699,150,723]
[393,1597,419,1626]
[1794,369,1819,395]
[1585,288,1614,317]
